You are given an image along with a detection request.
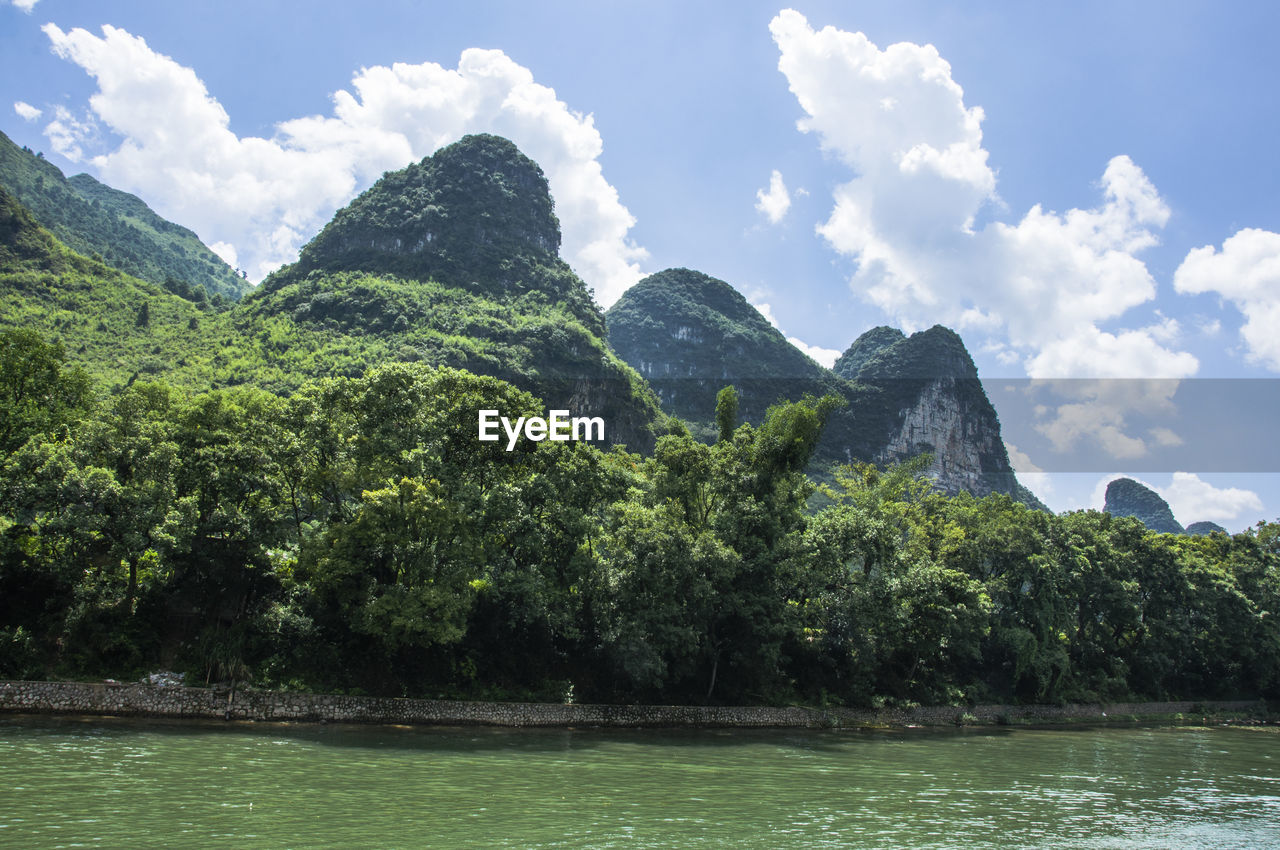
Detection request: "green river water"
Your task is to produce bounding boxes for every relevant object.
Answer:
[1,716,1278,848]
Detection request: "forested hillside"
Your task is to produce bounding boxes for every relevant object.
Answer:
[0,136,664,447]
[0,132,250,302]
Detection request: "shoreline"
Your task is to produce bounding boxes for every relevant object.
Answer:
[0,680,1273,729]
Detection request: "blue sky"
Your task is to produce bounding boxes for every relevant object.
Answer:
[3,0,1279,528]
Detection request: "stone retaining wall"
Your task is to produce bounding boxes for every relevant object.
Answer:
[0,680,1267,728]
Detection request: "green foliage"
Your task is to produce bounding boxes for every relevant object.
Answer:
[0,345,1276,706]
[715,385,738,443]
[593,393,842,703]
[273,134,603,334]
[0,194,663,449]
[0,327,93,454]
[0,132,249,300]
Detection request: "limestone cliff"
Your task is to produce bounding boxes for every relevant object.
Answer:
[842,325,1023,499]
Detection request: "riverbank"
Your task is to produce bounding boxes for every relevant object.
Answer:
[0,679,1273,728]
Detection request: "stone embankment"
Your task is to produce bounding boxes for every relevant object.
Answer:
[0,680,1268,728]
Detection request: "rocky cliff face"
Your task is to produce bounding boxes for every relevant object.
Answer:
[606,270,1031,501]
[842,325,1021,499]
[1104,478,1183,534]
[875,375,1016,497]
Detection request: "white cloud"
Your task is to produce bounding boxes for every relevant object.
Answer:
[1198,317,1222,337]
[1029,378,1181,459]
[769,11,1200,460]
[1174,228,1280,371]
[209,241,238,268]
[769,11,1194,386]
[10,0,40,12]
[788,337,841,368]
[42,105,96,161]
[1159,472,1262,525]
[39,24,647,303]
[1037,401,1148,459]
[754,300,781,329]
[13,101,42,121]
[1087,475,1115,511]
[1148,426,1183,448]
[755,169,792,224]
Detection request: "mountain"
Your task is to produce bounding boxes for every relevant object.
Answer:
[838,324,1028,500]
[831,325,904,379]
[0,131,250,301]
[606,269,1033,501]
[250,134,663,449]
[1104,478,1183,534]
[0,184,216,389]
[272,132,598,331]
[604,267,849,439]
[1185,521,1228,536]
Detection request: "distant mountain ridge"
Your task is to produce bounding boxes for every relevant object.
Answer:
[0,131,250,301]
[1103,478,1236,535]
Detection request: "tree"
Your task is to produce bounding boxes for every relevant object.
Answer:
[0,329,93,455]
[715,385,738,443]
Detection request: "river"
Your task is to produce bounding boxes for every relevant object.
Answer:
[2,717,1277,848]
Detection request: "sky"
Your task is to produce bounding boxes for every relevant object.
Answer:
[3,0,1279,530]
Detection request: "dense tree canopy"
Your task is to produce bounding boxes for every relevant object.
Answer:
[2,335,1276,706]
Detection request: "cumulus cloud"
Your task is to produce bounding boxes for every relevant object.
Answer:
[769,11,1194,385]
[755,169,791,224]
[208,241,238,268]
[769,10,1200,460]
[42,105,96,161]
[1174,228,1280,371]
[39,24,647,303]
[788,337,841,368]
[1028,378,1182,459]
[10,0,40,12]
[1090,472,1261,527]
[1148,426,1183,448]
[13,101,42,121]
[1160,472,1262,525]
